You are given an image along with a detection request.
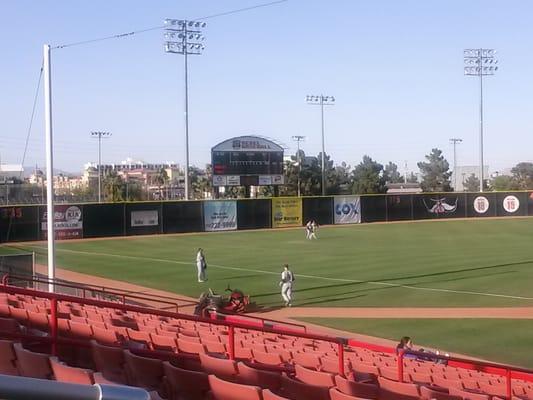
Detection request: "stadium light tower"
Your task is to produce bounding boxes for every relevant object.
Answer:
[464,48,498,192]
[90,131,112,203]
[164,19,206,200]
[449,138,462,191]
[305,95,335,195]
[292,135,306,197]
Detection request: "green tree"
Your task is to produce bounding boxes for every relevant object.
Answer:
[463,174,480,192]
[490,175,518,191]
[351,155,386,194]
[103,170,124,202]
[153,168,169,200]
[384,162,403,184]
[190,165,212,199]
[406,172,418,183]
[417,148,452,192]
[332,162,352,194]
[511,162,533,189]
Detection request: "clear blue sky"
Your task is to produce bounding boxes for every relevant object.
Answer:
[1,0,532,174]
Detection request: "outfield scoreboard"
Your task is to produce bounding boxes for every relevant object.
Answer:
[211,136,284,186]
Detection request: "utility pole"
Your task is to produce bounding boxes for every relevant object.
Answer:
[90,131,111,203]
[305,95,335,195]
[449,138,462,191]
[164,19,206,200]
[464,49,498,192]
[292,135,305,197]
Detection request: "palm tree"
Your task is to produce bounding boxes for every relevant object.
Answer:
[153,168,169,200]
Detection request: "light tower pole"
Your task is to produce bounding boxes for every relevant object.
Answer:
[90,131,111,203]
[164,19,206,200]
[43,44,55,293]
[305,95,335,195]
[292,135,305,197]
[449,138,462,191]
[464,48,498,192]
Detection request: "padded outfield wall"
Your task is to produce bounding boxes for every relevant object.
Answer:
[0,192,531,242]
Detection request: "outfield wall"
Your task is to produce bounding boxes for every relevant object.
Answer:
[0,192,531,242]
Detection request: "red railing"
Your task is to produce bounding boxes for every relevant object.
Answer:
[2,273,185,312]
[1,282,533,399]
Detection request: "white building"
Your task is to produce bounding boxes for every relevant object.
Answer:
[452,166,490,191]
[0,164,24,183]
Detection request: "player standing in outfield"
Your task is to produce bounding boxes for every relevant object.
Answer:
[309,220,318,240]
[279,264,295,306]
[196,248,207,283]
[305,220,313,239]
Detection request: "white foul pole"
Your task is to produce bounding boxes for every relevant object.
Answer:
[43,44,55,292]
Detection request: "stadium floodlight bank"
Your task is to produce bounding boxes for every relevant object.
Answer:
[164,19,206,201]
[463,48,498,193]
[305,95,335,196]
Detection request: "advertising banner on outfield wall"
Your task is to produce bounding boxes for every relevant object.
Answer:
[272,197,302,228]
[334,196,361,224]
[41,205,83,239]
[131,210,159,227]
[204,201,237,231]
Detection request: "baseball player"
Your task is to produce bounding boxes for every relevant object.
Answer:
[305,220,313,239]
[196,248,207,282]
[279,264,295,306]
[309,220,318,240]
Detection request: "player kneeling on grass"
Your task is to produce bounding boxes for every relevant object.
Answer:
[279,264,295,307]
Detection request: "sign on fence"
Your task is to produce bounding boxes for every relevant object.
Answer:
[204,201,237,231]
[272,197,302,228]
[131,210,159,227]
[41,205,83,239]
[334,196,361,224]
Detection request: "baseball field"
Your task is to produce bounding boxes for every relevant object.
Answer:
[3,217,533,367]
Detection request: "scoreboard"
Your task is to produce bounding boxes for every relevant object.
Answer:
[211,136,284,186]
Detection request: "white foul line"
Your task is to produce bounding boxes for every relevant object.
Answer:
[20,245,533,301]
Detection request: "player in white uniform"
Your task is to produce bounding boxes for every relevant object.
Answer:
[309,220,318,240]
[196,248,207,282]
[305,221,313,239]
[279,264,295,306]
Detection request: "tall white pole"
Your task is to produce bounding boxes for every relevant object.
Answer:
[43,44,55,292]
[320,96,326,196]
[98,134,102,202]
[184,42,190,200]
[479,58,484,193]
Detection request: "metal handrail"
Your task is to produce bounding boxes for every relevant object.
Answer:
[0,374,149,400]
[2,273,182,312]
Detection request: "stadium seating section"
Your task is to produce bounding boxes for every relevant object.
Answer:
[1,289,533,400]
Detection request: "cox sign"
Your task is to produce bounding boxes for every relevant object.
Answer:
[334,196,361,224]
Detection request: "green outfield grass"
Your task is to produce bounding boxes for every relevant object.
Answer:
[297,317,533,368]
[3,217,533,308]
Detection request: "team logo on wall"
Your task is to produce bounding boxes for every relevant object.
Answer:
[473,196,489,214]
[503,195,520,213]
[423,198,458,214]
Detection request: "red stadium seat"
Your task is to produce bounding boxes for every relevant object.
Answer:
[262,389,291,400]
[253,349,284,366]
[378,376,420,400]
[419,386,462,400]
[163,361,209,400]
[294,364,335,387]
[0,340,19,375]
[448,387,491,400]
[49,356,94,385]
[292,352,321,370]
[90,340,127,384]
[278,375,330,400]
[13,343,52,379]
[208,374,262,400]
[177,337,206,355]
[199,352,239,381]
[329,387,375,400]
[124,350,164,392]
[150,334,177,352]
[334,375,379,399]
[236,362,281,390]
